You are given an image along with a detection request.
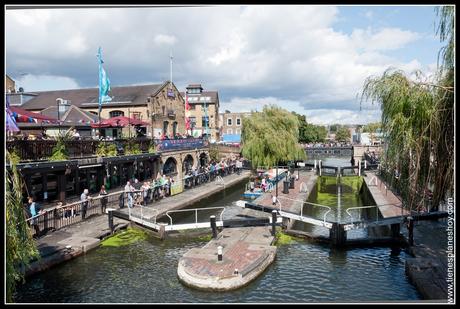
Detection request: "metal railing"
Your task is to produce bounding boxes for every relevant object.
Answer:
[25,190,127,237]
[275,196,332,226]
[164,206,226,230]
[23,162,243,238]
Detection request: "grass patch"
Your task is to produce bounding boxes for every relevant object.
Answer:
[101,227,149,247]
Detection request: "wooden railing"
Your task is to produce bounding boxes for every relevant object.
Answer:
[7,138,207,161]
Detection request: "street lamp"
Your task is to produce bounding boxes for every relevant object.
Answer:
[56,98,61,135]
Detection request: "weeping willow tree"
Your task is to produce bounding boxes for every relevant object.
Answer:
[361,6,454,211]
[6,151,39,302]
[241,105,306,169]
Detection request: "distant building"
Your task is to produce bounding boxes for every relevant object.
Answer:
[180,84,220,142]
[5,74,16,93]
[11,81,185,138]
[218,110,252,143]
[16,104,99,138]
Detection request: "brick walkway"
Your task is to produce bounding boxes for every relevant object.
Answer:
[254,170,317,214]
[178,226,276,290]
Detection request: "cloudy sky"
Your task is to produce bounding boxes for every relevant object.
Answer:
[5,5,444,125]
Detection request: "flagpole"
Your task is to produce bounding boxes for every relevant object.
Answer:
[170,51,173,86]
[98,47,102,139]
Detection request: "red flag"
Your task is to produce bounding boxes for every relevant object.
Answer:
[185,92,190,111]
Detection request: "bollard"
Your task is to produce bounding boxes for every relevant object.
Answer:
[289,176,295,189]
[407,216,414,246]
[210,215,217,239]
[108,209,114,234]
[364,160,367,169]
[314,159,317,170]
[283,180,290,194]
[158,223,168,240]
[319,160,322,176]
[358,160,361,176]
[271,210,277,236]
[217,246,223,261]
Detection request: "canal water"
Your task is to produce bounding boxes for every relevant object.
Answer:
[15,157,421,303]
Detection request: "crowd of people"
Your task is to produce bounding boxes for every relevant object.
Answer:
[23,155,248,236]
[302,142,352,148]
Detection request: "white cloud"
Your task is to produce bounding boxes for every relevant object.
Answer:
[5,6,435,124]
[154,34,177,45]
[305,109,381,125]
[351,27,421,51]
[15,74,80,92]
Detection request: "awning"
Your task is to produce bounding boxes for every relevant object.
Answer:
[222,134,241,143]
[91,115,150,128]
[10,106,60,123]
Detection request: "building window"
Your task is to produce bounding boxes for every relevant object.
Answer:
[189,104,196,110]
[189,117,197,127]
[235,129,240,134]
[163,121,169,135]
[227,118,232,126]
[131,112,141,120]
[236,118,241,126]
[162,106,166,116]
[202,116,209,128]
[227,128,233,134]
[110,110,124,118]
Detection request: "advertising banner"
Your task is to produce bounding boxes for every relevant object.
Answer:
[157,138,207,151]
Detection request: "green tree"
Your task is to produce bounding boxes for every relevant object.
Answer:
[361,5,454,210]
[335,127,351,143]
[291,111,327,143]
[242,105,306,169]
[6,151,39,302]
[362,122,381,133]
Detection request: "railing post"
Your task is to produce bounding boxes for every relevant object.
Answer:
[407,216,414,246]
[210,215,217,238]
[271,210,277,236]
[108,208,114,234]
[54,208,58,230]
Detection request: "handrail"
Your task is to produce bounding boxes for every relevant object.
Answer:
[215,176,225,186]
[165,206,225,226]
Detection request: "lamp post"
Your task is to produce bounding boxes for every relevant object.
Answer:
[128,107,131,139]
[56,99,61,135]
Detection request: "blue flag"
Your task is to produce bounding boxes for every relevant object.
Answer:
[97,47,112,113]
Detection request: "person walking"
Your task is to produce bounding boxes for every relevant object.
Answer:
[142,182,149,206]
[125,181,134,208]
[80,189,90,220]
[99,185,108,214]
[27,196,42,237]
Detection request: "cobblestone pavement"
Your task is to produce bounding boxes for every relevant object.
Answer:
[180,226,275,278]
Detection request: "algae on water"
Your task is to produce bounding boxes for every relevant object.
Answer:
[101,227,149,247]
[275,230,301,246]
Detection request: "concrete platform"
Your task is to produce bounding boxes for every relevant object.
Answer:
[177,226,276,291]
[24,215,129,277]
